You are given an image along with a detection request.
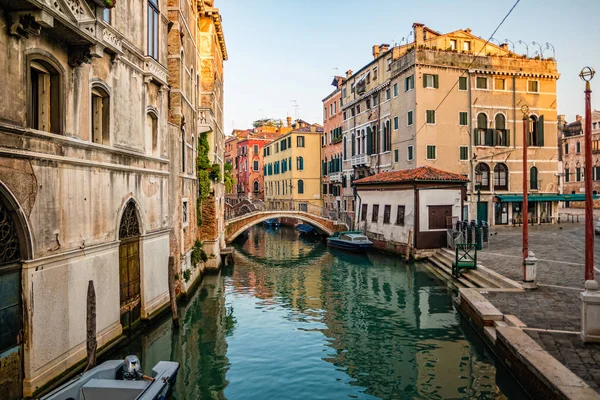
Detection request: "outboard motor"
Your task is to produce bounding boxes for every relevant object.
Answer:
[123,355,143,380]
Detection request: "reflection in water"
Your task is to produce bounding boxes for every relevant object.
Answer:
[105,226,520,399]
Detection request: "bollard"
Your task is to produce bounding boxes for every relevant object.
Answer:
[581,279,600,343]
[523,251,538,290]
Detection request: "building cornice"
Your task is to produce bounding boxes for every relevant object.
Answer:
[197,2,228,61]
[341,81,390,111]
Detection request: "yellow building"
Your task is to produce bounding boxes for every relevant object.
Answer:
[339,23,560,226]
[264,123,324,208]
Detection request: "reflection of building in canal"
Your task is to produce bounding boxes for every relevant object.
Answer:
[318,256,495,398]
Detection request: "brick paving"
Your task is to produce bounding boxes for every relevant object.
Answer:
[483,288,600,390]
[479,222,600,288]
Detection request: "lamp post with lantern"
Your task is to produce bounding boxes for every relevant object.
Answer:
[475,170,483,223]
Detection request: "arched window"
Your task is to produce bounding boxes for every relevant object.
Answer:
[495,113,508,146]
[476,113,490,146]
[529,115,545,146]
[351,132,356,156]
[297,179,304,194]
[29,57,63,134]
[494,163,508,190]
[530,166,539,190]
[147,111,158,155]
[253,180,259,193]
[91,85,110,144]
[181,128,186,173]
[475,163,490,190]
[297,156,304,171]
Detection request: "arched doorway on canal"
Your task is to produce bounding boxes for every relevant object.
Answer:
[118,200,142,330]
[0,185,31,400]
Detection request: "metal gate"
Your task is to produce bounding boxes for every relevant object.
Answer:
[119,201,141,329]
[0,200,23,400]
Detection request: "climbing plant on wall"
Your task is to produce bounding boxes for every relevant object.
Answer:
[224,162,235,194]
[196,133,222,226]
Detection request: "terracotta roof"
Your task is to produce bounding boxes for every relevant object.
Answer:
[354,166,469,185]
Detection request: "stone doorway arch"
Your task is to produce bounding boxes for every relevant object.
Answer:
[118,200,142,330]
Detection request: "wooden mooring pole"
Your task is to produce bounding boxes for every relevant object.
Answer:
[85,280,96,372]
[168,256,179,328]
[405,228,413,262]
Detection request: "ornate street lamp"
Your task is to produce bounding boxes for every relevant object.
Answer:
[517,40,529,57]
[531,41,544,58]
[521,104,531,284]
[545,42,556,59]
[504,39,516,52]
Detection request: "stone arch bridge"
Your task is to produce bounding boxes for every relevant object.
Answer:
[225,199,349,242]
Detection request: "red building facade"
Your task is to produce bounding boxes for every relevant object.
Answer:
[322,77,345,215]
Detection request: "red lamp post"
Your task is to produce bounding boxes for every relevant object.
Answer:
[521,105,529,278]
[581,67,595,282]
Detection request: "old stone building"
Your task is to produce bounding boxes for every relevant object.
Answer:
[0,0,226,397]
[559,110,600,206]
[166,0,228,291]
[322,77,344,218]
[338,23,560,227]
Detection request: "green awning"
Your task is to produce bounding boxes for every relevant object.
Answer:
[495,194,598,202]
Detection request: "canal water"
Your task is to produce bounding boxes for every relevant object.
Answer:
[105,225,525,399]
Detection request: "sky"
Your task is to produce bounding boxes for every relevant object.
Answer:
[218,0,600,133]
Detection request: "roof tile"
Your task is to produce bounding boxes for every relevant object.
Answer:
[354,166,469,185]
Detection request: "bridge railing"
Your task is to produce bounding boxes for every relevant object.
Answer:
[225,199,347,224]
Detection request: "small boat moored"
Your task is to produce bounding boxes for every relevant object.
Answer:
[263,218,280,227]
[41,355,179,400]
[296,223,320,237]
[327,231,373,252]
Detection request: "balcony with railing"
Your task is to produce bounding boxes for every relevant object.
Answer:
[351,154,371,167]
[329,172,342,183]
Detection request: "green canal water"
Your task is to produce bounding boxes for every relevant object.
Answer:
[105,225,526,399]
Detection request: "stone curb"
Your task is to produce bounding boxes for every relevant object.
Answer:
[458,288,600,400]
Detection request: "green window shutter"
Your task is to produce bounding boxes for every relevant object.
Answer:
[506,129,510,146]
[394,149,398,162]
[423,74,427,88]
[434,75,439,88]
[538,115,545,146]
[474,129,479,146]
[366,127,372,155]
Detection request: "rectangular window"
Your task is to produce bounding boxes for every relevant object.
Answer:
[396,206,405,226]
[253,160,259,171]
[393,83,399,97]
[407,111,413,126]
[385,88,391,100]
[182,199,188,227]
[495,78,506,90]
[361,204,368,221]
[387,58,392,71]
[343,111,347,120]
[394,116,399,130]
[459,146,469,160]
[343,88,347,97]
[565,143,569,154]
[423,74,439,88]
[372,204,379,223]
[253,144,259,154]
[407,145,414,161]
[357,104,361,114]
[565,168,570,182]
[323,184,327,195]
[458,76,468,91]
[383,205,391,224]
[366,99,371,109]
[450,39,457,50]
[405,75,415,91]
[577,167,581,182]
[297,136,305,147]
[459,112,468,126]
[372,94,378,106]
[463,41,471,51]
[103,8,111,23]
[528,80,539,93]
[426,110,436,124]
[394,149,399,162]
[577,142,581,153]
[147,0,159,59]
[426,145,436,160]
[373,67,378,80]
[476,77,488,89]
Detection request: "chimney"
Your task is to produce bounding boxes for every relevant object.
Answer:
[465,28,472,34]
[500,43,508,50]
[346,69,353,78]
[372,44,380,59]
[379,43,390,53]
[576,115,583,122]
[287,116,292,127]
[337,76,344,88]
[413,22,424,46]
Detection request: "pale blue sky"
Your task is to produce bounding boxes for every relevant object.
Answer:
[218,0,600,132]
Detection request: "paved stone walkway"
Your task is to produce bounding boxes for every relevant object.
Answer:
[479,223,600,288]
[483,288,600,391]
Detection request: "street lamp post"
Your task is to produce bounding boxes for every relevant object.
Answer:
[581,67,595,282]
[521,105,530,279]
[580,66,600,343]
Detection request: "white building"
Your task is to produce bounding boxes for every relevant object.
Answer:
[354,166,468,257]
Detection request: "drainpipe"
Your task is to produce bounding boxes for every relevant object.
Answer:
[513,74,517,149]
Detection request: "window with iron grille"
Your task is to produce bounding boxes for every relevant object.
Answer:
[372,204,379,223]
[396,206,405,226]
[383,205,391,224]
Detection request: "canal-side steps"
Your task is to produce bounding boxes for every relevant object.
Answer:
[428,248,523,289]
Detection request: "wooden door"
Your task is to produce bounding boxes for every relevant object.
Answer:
[118,201,141,329]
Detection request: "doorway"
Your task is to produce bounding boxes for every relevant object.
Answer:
[476,201,488,223]
[0,197,23,400]
[495,202,508,225]
[119,201,141,329]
